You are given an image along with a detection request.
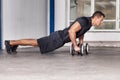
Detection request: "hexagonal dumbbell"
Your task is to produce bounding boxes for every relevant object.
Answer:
[70,43,84,56]
[85,43,89,55]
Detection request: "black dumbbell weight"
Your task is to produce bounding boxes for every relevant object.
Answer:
[78,43,84,56]
[70,44,75,56]
[85,43,89,55]
[70,43,81,56]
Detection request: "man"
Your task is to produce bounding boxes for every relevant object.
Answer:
[5,11,105,54]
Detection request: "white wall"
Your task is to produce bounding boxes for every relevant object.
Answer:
[85,32,120,41]
[2,0,48,48]
[55,0,67,31]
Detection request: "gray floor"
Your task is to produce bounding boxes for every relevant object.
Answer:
[0,46,120,80]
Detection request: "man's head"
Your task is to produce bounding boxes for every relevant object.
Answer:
[91,11,105,27]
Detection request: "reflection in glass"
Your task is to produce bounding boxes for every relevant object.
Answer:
[70,0,91,20]
[77,0,91,17]
[95,0,116,20]
[70,0,77,20]
[95,22,116,29]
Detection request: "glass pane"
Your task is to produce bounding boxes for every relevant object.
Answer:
[70,0,78,20]
[95,0,116,20]
[95,22,116,29]
[77,0,91,17]
[70,0,91,21]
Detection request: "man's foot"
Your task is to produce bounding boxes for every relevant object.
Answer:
[5,40,12,54]
[11,45,18,53]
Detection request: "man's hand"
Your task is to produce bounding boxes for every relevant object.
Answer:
[74,45,80,52]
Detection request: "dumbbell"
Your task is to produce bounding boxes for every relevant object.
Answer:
[70,43,84,56]
[85,43,89,55]
[70,43,89,56]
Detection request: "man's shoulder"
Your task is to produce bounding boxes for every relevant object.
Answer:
[75,17,91,28]
[77,17,90,24]
[77,17,90,21]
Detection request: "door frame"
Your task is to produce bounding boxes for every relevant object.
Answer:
[0,0,1,49]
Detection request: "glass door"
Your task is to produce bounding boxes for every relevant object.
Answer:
[70,0,91,24]
[94,0,116,30]
[70,0,120,31]
[69,0,120,41]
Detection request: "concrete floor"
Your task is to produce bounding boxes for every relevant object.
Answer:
[0,46,120,80]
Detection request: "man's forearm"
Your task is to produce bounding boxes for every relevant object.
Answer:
[79,35,84,44]
[68,31,77,47]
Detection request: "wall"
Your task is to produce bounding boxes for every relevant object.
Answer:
[55,0,67,31]
[2,0,48,48]
[2,0,120,49]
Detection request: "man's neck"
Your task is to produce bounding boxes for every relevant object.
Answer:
[91,18,95,26]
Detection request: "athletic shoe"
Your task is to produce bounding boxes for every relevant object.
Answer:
[11,45,18,53]
[5,40,12,54]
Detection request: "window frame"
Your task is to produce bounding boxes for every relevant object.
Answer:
[68,0,120,32]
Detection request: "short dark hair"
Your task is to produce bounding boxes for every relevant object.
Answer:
[91,11,105,18]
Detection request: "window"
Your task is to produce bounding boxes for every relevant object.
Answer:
[70,0,91,22]
[95,0,116,30]
[70,0,120,31]
[70,0,78,20]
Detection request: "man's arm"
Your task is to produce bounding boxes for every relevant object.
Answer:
[79,35,84,44]
[68,21,81,51]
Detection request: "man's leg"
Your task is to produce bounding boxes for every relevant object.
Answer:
[10,39,38,46]
[5,39,38,54]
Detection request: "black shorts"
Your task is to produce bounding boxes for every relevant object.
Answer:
[37,31,64,53]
